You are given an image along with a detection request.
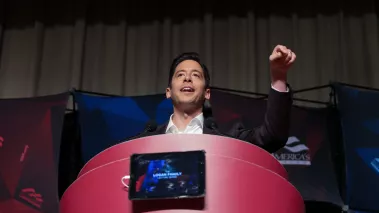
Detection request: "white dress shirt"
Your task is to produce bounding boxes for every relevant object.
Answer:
[165,113,204,134]
[165,85,288,134]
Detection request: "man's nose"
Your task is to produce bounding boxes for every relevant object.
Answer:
[184,74,192,82]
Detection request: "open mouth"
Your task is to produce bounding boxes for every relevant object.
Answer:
[180,86,195,93]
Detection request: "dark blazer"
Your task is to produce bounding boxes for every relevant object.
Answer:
[136,87,292,153]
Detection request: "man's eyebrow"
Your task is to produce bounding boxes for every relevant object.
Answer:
[175,69,202,73]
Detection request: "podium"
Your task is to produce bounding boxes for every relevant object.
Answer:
[60,135,304,213]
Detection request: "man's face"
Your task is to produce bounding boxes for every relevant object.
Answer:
[166,60,210,110]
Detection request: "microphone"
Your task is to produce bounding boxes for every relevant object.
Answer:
[204,117,232,138]
[203,100,213,118]
[143,120,158,132]
[204,117,218,130]
[121,120,158,142]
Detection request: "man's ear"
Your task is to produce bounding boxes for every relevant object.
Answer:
[205,88,211,100]
[166,87,171,99]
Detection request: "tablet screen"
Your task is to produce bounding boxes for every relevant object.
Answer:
[128,150,206,200]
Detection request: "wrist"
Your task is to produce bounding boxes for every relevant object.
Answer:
[270,72,287,92]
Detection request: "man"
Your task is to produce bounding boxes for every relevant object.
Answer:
[138,45,295,153]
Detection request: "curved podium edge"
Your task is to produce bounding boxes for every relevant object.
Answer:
[78,134,287,178]
[64,153,300,204]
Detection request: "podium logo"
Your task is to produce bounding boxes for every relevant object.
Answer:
[272,136,311,166]
[19,188,43,208]
[370,158,379,174]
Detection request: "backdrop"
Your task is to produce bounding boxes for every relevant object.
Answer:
[335,83,379,212]
[211,90,344,207]
[74,89,343,208]
[0,92,70,213]
[74,92,171,161]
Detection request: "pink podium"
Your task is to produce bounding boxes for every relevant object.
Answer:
[60,135,304,213]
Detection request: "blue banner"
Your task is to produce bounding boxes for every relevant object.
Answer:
[74,92,172,162]
[348,210,375,213]
[335,83,379,212]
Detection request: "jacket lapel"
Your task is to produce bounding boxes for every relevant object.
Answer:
[151,120,219,136]
[202,123,219,135]
[155,122,168,134]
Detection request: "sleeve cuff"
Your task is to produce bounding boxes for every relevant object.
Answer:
[271,84,289,93]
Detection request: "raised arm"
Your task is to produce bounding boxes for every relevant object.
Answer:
[231,45,296,153]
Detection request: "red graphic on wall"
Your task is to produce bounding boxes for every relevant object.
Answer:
[20,145,29,162]
[19,188,43,208]
[213,108,241,123]
[0,136,3,148]
[0,92,69,212]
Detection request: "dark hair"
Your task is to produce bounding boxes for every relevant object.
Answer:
[168,52,211,88]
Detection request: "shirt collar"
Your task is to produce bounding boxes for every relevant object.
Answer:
[165,113,204,133]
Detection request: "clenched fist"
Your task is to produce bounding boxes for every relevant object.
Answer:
[269,45,296,76]
[269,45,296,92]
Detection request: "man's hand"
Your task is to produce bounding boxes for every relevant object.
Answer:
[269,45,296,92]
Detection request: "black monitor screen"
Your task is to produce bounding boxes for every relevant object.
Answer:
[128,150,206,200]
